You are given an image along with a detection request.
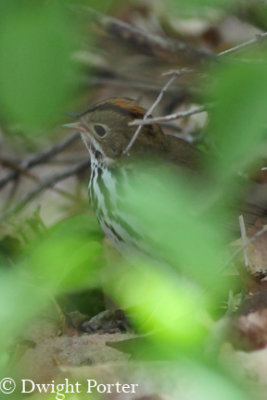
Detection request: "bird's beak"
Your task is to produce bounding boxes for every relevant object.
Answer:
[63,120,93,154]
[62,122,84,131]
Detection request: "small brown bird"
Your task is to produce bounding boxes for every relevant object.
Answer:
[66,97,201,253]
[68,97,200,168]
[65,97,266,253]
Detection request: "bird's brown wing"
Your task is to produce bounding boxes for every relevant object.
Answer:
[163,134,202,171]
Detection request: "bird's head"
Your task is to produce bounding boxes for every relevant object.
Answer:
[64,97,164,165]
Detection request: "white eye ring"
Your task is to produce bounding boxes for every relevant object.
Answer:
[93,123,108,138]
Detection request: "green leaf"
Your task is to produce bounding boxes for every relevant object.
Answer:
[27,215,103,293]
[113,166,231,300]
[0,271,48,347]
[0,1,78,132]
[206,52,267,182]
[106,260,209,348]
[77,0,119,12]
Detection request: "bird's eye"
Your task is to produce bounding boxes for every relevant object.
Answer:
[94,124,107,137]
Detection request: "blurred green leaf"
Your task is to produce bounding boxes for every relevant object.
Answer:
[77,0,120,12]
[0,2,265,395]
[119,167,230,299]
[0,1,78,131]
[248,2,267,30]
[0,270,47,347]
[106,260,208,349]
[206,52,267,182]
[0,215,103,350]
[27,215,103,293]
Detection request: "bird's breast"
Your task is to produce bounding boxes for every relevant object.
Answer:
[88,163,146,254]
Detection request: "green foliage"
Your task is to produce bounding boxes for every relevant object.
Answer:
[102,51,267,362]
[27,215,103,293]
[248,2,267,30]
[77,0,120,12]
[106,260,209,351]
[0,0,123,134]
[0,215,103,349]
[0,270,47,347]
[120,167,229,294]
[206,52,267,182]
[0,1,78,132]
[0,1,265,398]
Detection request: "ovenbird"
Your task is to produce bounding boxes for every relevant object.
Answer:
[65,97,201,254]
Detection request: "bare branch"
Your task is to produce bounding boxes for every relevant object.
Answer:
[162,68,193,76]
[226,224,267,267]
[238,215,249,268]
[1,157,79,201]
[22,132,80,167]
[73,6,266,62]
[129,106,206,126]
[218,31,267,57]
[123,69,189,155]
[0,159,90,223]
[0,132,80,189]
[1,158,39,180]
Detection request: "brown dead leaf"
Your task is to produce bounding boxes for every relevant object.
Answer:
[232,309,267,351]
[229,289,267,351]
[10,332,130,384]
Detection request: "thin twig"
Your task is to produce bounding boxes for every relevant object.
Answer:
[226,224,267,267]
[0,159,90,223]
[238,215,249,268]
[129,106,206,126]
[218,32,267,57]
[1,158,39,180]
[162,68,193,76]
[74,6,267,62]
[1,158,79,201]
[0,132,80,189]
[21,132,80,166]
[128,32,266,129]
[123,69,188,155]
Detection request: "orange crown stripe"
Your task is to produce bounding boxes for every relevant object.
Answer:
[106,98,146,118]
